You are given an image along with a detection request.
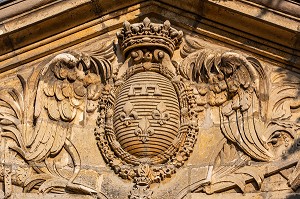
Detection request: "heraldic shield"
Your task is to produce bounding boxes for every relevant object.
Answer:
[114,71,180,158]
[1,16,298,199]
[94,18,199,198]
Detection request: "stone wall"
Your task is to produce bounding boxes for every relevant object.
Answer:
[0,1,299,198]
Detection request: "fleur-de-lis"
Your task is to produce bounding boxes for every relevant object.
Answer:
[143,17,151,28]
[152,101,170,125]
[135,117,154,143]
[119,102,138,126]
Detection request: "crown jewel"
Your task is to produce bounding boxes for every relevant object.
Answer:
[117,17,183,56]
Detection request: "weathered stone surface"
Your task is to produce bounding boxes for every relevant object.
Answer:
[0,1,299,199]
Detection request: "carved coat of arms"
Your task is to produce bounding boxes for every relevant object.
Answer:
[95,18,200,197]
[0,17,299,199]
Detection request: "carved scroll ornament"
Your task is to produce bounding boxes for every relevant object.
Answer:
[0,17,299,199]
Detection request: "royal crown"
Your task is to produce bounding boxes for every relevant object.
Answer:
[117,17,183,56]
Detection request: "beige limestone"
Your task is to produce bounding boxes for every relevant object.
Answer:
[0,1,299,199]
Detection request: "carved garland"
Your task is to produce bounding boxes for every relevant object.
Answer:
[0,16,299,199]
[94,63,198,184]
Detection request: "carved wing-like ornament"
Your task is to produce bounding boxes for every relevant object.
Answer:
[0,43,114,196]
[180,47,273,161]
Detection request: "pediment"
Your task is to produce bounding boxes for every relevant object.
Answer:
[0,0,299,71]
[0,1,299,199]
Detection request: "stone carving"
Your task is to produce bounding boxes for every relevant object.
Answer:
[181,49,273,161]
[152,102,170,125]
[96,18,201,198]
[0,43,115,198]
[119,101,138,126]
[134,116,155,143]
[176,37,300,198]
[0,17,299,199]
[97,18,299,198]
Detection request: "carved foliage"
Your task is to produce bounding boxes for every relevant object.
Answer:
[0,17,299,199]
[95,18,200,199]
[0,42,115,196]
[181,46,273,161]
[178,37,300,196]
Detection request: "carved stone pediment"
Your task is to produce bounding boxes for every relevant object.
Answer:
[0,2,300,198]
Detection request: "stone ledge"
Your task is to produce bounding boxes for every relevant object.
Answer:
[0,1,299,74]
[187,192,300,199]
[0,192,96,199]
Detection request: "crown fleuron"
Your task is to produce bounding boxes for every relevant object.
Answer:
[117,17,183,56]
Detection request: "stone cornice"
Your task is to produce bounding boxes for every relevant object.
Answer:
[0,0,299,72]
[0,3,299,199]
[250,0,300,18]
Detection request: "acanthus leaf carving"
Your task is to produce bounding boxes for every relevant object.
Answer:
[177,36,300,197]
[0,17,299,199]
[0,41,116,198]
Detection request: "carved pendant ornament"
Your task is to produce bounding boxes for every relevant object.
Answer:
[0,17,300,199]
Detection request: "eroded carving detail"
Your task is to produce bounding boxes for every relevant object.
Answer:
[176,37,300,198]
[152,101,170,125]
[0,43,115,198]
[134,117,155,143]
[0,17,299,199]
[119,101,138,126]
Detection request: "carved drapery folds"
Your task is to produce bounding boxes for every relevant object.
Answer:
[0,18,299,199]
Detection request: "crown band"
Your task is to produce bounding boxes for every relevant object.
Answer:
[117,18,183,57]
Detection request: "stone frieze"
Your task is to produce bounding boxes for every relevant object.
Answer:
[0,18,299,199]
